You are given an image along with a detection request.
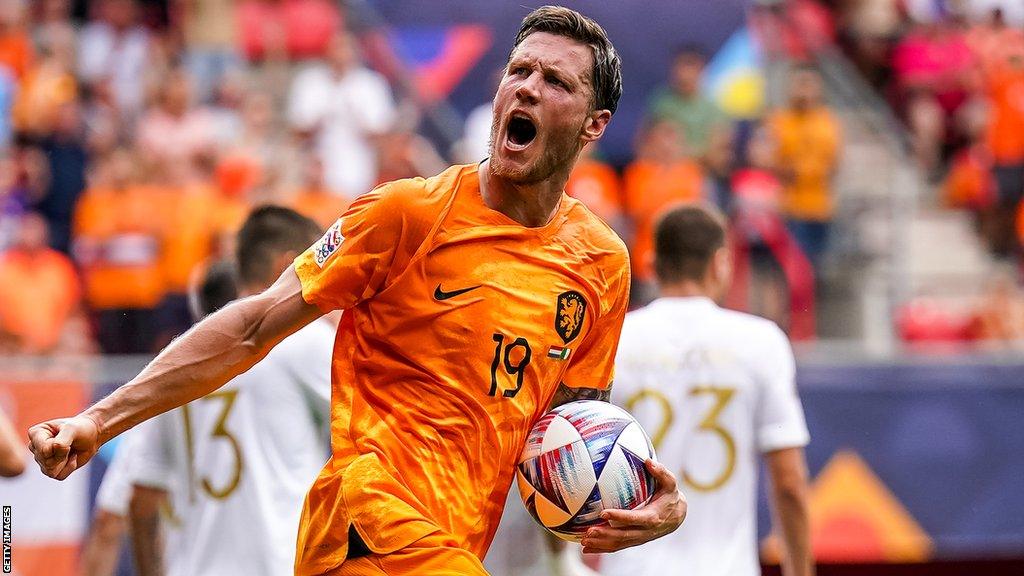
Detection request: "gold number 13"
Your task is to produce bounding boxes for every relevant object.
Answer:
[181,389,244,500]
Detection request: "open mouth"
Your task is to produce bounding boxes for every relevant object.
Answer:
[506,115,537,148]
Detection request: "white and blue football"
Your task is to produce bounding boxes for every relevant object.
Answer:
[516,400,658,542]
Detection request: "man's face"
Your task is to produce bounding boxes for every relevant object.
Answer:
[327,33,357,73]
[671,54,704,96]
[489,32,608,184]
[17,214,49,252]
[790,70,822,109]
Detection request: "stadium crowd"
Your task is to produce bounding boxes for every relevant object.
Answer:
[828,0,1023,253]
[821,0,1024,344]
[19,0,991,355]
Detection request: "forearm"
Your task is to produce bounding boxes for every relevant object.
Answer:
[80,510,125,576]
[84,295,274,444]
[773,484,812,576]
[87,266,321,445]
[767,448,814,576]
[129,487,167,576]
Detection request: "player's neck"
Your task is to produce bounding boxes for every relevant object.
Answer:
[658,281,715,300]
[480,160,569,228]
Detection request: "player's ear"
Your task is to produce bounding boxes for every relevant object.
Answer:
[712,246,733,295]
[581,109,611,143]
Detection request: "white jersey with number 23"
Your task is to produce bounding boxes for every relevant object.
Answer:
[602,297,809,576]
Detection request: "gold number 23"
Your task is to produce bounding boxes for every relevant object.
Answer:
[181,389,244,500]
[625,386,737,493]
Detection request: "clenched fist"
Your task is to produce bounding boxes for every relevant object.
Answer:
[27,416,101,480]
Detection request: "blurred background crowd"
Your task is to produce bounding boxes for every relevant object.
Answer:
[1,0,1024,358]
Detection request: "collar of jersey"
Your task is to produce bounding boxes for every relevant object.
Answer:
[650,296,717,310]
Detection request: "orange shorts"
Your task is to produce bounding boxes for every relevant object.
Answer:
[333,531,488,576]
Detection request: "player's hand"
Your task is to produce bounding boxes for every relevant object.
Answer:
[580,459,687,554]
[27,416,101,480]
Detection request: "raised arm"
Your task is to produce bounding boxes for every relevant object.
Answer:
[28,266,322,480]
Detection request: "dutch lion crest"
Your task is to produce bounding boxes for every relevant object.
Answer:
[556,291,587,344]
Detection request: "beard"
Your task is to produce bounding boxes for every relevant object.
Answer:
[488,117,582,185]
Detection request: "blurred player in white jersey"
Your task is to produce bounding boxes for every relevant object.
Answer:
[82,262,238,576]
[129,207,336,576]
[603,204,813,576]
[81,429,150,576]
[485,484,598,576]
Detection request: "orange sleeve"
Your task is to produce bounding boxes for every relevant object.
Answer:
[293,181,432,312]
[560,247,631,391]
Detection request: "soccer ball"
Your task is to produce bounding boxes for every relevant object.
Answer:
[516,400,657,542]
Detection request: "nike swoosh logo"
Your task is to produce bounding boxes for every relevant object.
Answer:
[434,284,482,301]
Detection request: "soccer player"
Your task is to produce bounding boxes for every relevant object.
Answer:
[80,426,163,576]
[603,204,812,576]
[129,207,335,576]
[29,7,686,575]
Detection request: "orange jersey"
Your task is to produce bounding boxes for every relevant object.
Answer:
[565,158,623,224]
[768,106,841,221]
[0,248,80,350]
[289,187,353,230]
[622,159,704,281]
[292,163,630,574]
[73,186,166,309]
[158,183,244,293]
[986,65,1024,164]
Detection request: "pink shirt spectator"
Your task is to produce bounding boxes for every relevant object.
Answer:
[136,108,215,175]
[238,0,341,61]
[893,25,977,113]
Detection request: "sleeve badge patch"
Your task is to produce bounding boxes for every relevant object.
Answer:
[313,220,344,268]
[556,290,587,343]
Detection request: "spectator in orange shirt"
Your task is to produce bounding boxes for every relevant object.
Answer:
[73,149,165,353]
[768,66,842,269]
[623,118,705,287]
[156,159,242,343]
[985,52,1024,239]
[944,101,996,213]
[288,156,351,229]
[10,36,77,137]
[565,143,625,234]
[0,212,82,353]
[0,0,34,83]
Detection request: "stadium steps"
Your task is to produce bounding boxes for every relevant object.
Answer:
[805,60,996,344]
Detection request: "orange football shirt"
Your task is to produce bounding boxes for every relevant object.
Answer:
[73,185,165,310]
[292,163,630,574]
[622,158,704,281]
